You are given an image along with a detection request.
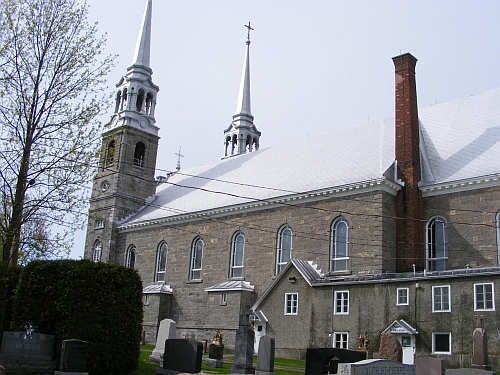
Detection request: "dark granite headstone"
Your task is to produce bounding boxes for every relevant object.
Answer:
[59,339,87,372]
[472,312,491,371]
[305,348,366,375]
[206,343,224,368]
[256,335,275,375]
[162,339,202,373]
[0,331,54,360]
[231,325,255,374]
[415,357,443,375]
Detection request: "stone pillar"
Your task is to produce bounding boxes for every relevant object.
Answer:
[231,325,255,374]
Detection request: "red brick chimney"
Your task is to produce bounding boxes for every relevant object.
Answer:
[392,53,424,272]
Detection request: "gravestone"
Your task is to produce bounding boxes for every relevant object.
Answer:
[256,335,276,375]
[0,331,57,373]
[379,332,402,362]
[445,369,495,375]
[231,325,255,374]
[305,348,366,375]
[206,330,224,368]
[338,359,415,375]
[156,339,202,374]
[150,318,177,363]
[415,357,443,375]
[471,313,491,371]
[0,365,4,375]
[54,339,88,375]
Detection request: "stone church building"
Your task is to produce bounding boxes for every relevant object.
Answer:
[85,0,500,368]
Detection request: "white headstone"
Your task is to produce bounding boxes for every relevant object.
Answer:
[150,319,177,362]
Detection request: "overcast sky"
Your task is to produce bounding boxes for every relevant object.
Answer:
[70,0,500,258]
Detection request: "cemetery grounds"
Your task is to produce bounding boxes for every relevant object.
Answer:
[137,345,306,375]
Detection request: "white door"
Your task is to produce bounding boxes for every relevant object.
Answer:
[399,335,414,365]
[254,322,266,353]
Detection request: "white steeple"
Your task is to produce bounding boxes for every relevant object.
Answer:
[223,22,261,158]
[131,0,152,68]
[106,0,159,137]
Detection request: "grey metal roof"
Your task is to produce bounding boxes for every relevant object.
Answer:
[383,319,418,335]
[204,280,255,292]
[143,283,173,294]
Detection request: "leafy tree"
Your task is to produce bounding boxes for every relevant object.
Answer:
[0,0,114,264]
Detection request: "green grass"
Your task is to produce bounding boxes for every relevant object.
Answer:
[136,345,305,375]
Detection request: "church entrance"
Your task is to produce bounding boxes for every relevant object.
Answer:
[253,322,266,353]
[382,320,418,365]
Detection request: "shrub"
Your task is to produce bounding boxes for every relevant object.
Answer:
[3,265,22,331]
[13,259,143,375]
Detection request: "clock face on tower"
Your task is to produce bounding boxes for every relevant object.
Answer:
[100,180,110,192]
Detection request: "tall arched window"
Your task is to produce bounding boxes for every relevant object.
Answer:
[426,216,448,271]
[156,242,168,282]
[133,142,145,167]
[331,218,349,272]
[230,232,245,278]
[126,245,136,269]
[93,240,102,262]
[114,91,121,113]
[136,89,145,112]
[106,140,116,166]
[190,237,204,280]
[276,225,293,275]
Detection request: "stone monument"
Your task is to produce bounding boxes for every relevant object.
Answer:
[379,332,402,362]
[150,318,177,363]
[256,335,276,375]
[156,339,203,375]
[231,307,255,374]
[54,339,88,375]
[338,359,415,375]
[471,313,491,371]
[206,330,224,368]
[0,330,57,373]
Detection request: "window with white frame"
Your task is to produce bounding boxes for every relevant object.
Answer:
[397,288,409,306]
[432,332,451,354]
[94,218,104,229]
[276,225,293,275]
[230,232,245,278]
[333,332,348,349]
[474,283,495,311]
[126,245,136,269]
[284,293,298,315]
[334,291,349,315]
[331,218,349,272]
[220,293,227,305]
[155,242,168,282]
[426,216,448,271]
[190,237,204,280]
[432,285,451,312]
[92,240,102,262]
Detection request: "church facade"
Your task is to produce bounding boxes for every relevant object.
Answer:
[84,0,500,368]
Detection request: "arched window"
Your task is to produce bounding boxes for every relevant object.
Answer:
[93,240,102,262]
[121,88,128,110]
[225,136,231,157]
[106,140,116,166]
[136,89,145,112]
[231,134,237,155]
[133,142,145,167]
[253,138,259,151]
[115,91,121,113]
[276,225,293,275]
[331,218,349,272]
[230,232,245,278]
[426,216,448,271]
[156,242,168,282]
[246,135,252,153]
[190,237,204,280]
[126,245,136,269]
[145,93,153,115]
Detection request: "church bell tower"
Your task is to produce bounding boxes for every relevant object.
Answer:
[84,0,160,264]
[223,22,261,158]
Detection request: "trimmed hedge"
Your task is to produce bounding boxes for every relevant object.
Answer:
[3,265,22,331]
[13,260,143,375]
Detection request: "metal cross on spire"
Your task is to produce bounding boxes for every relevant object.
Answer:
[175,147,184,171]
[244,22,254,43]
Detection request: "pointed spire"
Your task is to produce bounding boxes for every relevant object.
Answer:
[131,0,153,68]
[235,22,253,116]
